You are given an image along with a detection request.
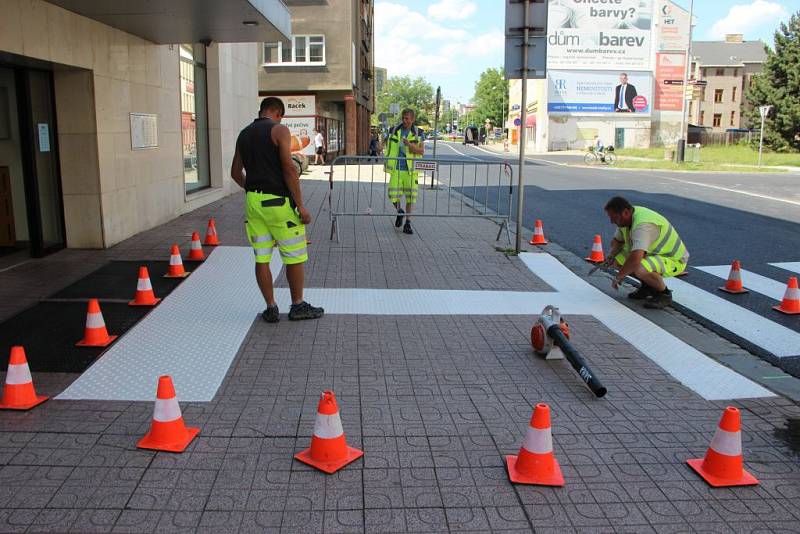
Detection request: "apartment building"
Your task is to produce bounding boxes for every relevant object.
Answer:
[0,0,290,255]
[258,0,375,157]
[688,35,767,132]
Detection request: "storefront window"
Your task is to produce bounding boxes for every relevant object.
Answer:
[180,44,210,193]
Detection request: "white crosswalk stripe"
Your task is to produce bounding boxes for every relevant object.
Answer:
[770,262,800,275]
[695,265,787,301]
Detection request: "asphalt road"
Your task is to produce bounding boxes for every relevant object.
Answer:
[428,140,800,335]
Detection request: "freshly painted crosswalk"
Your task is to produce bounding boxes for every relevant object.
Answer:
[771,262,800,275]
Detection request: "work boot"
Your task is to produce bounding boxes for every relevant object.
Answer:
[289,301,324,321]
[262,305,279,323]
[403,221,414,235]
[627,284,657,300]
[644,289,673,309]
[395,208,405,228]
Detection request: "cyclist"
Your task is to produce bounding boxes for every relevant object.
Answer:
[594,135,606,163]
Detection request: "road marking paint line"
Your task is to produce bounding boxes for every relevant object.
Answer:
[58,247,285,402]
[668,277,800,358]
[519,253,775,401]
[695,265,788,301]
[770,262,800,275]
[659,176,800,207]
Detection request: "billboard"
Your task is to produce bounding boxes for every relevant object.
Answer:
[655,52,685,111]
[657,0,690,51]
[547,0,653,70]
[548,70,653,114]
[281,116,316,156]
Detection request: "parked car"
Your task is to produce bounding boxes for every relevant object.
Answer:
[463,126,479,146]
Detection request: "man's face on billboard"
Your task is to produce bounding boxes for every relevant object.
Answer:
[620,74,628,85]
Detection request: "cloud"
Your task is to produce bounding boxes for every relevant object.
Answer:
[427,0,477,21]
[375,2,501,78]
[708,1,788,39]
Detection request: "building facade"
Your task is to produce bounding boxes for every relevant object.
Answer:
[258,0,375,157]
[688,35,766,132]
[0,0,290,255]
[507,0,691,151]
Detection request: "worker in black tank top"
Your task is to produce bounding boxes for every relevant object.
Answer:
[230,97,323,322]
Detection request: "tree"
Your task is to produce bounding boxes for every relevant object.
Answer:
[472,68,508,129]
[744,12,800,152]
[376,76,435,126]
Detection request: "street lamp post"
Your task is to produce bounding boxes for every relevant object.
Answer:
[677,0,695,163]
[758,105,772,167]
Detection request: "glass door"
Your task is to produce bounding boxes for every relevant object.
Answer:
[18,69,65,256]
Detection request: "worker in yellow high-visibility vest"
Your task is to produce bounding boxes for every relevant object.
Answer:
[602,196,690,309]
[383,109,425,235]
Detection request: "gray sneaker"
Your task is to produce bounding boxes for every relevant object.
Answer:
[644,289,673,309]
[288,301,324,321]
[262,305,279,323]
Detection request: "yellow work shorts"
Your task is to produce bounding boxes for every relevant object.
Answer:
[245,192,308,265]
[615,251,686,278]
[387,169,418,204]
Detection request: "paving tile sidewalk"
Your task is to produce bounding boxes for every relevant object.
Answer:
[0,176,798,533]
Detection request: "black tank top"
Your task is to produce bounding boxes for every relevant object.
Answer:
[237,118,292,197]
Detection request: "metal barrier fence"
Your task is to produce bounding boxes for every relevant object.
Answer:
[326,156,513,243]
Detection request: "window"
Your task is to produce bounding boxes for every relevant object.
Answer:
[714,89,724,103]
[732,86,737,101]
[716,68,725,76]
[700,110,705,124]
[734,68,739,77]
[713,113,722,127]
[701,68,706,77]
[263,35,326,65]
[730,111,736,126]
[180,44,210,193]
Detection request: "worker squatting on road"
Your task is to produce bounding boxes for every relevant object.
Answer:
[602,196,690,309]
[383,109,425,235]
[230,97,324,323]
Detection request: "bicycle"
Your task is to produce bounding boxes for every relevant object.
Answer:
[584,146,616,165]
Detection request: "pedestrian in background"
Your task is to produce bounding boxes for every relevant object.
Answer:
[383,109,425,235]
[230,97,324,322]
[313,128,326,165]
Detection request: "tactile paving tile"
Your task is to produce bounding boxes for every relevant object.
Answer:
[518,253,775,401]
[56,247,282,401]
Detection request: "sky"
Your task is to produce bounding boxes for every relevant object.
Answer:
[374,0,800,105]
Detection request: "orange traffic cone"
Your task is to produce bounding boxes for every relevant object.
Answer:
[719,260,748,294]
[0,346,48,410]
[506,403,564,486]
[773,277,800,315]
[164,244,190,278]
[188,232,205,261]
[687,406,759,487]
[529,219,548,245]
[137,375,200,452]
[129,266,161,306]
[203,218,220,246]
[294,390,363,474]
[76,299,117,347]
[585,234,605,263]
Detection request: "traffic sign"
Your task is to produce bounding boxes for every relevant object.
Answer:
[504,37,547,79]
[504,0,548,80]
[413,160,437,172]
[513,118,521,126]
[759,105,772,119]
[389,103,400,114]
[664,79,684,85]
[505,0,548,36]
[689,80,708,86]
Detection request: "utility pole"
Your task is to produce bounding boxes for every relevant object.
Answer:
[515,0,530,253]
[758,105,772,167]
[677,0,694,163]
[431,86,441,188]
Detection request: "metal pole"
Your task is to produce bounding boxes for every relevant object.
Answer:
[758,111,766,167]
[431,86,441,187]
[677,0,694,163]
[514,0,530,254]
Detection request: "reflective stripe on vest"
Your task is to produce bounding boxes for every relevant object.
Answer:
[153,397,182,422]
[5,363,32,385]
[85,312,105,329]
[708,427,742,456]
[137,278,153,291]
[314,412,344,439]
[521,426,553,454]
[384,126,421,171]
[620,206,686,262]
